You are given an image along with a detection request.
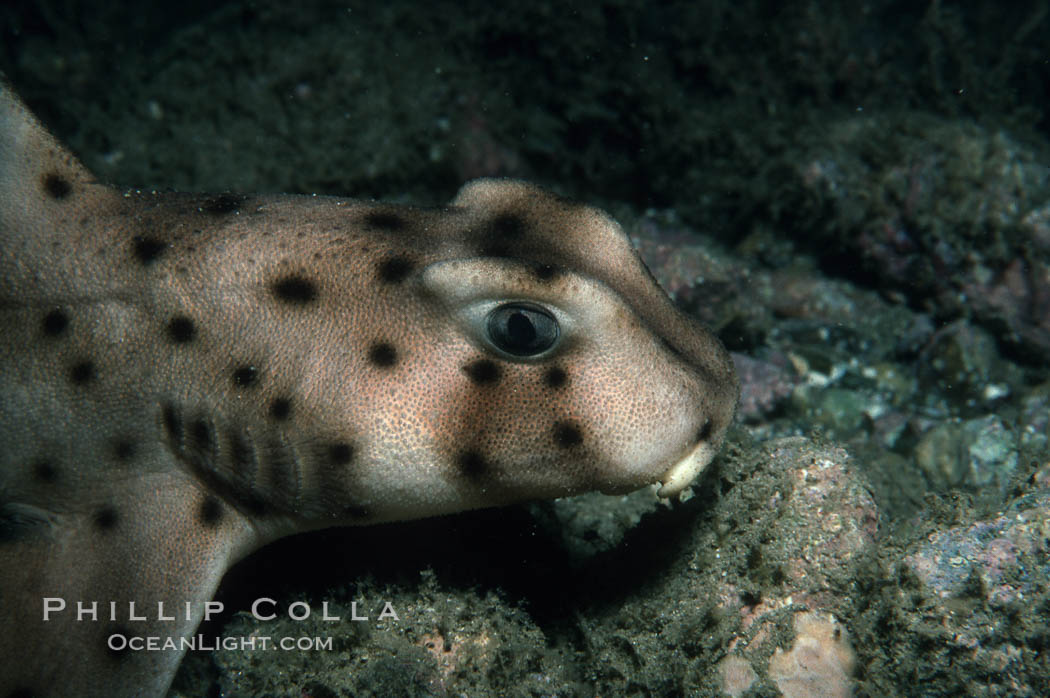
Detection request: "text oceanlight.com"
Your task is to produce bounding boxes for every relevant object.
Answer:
[107,634,335,652]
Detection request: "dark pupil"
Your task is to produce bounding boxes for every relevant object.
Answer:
[486,303,559,357]
[506,312,536,347]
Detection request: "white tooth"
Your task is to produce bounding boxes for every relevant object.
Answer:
[657,441,717,498]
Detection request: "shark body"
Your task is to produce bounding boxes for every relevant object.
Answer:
[0,80,738,696]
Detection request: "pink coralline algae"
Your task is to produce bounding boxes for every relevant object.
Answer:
[713,439,878,696]
[767,612,855,698]
[766,441,880,605]
[906,492,1050,605]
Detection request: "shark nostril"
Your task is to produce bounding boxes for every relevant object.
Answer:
[696,419,713,443]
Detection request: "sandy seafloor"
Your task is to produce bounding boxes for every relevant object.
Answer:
[3,1,1050,695]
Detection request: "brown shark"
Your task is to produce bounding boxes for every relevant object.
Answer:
[0,78,738,696]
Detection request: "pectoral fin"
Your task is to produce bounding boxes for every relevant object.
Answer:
[0,471,254,697]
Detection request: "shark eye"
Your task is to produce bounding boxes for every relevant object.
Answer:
[485,303,560,357]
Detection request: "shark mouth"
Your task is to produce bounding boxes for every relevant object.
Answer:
[656,440,718,498]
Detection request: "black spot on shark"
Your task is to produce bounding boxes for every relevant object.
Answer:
[69,360,94,385]
[544,366,567,389]
[132,235,167,265]
[363,211,407,232]
[368,342,398,367]
[269,397,292,420]
[553,420,583,448]
[328,442,354,466]
[377,255,414,283]
[112,438,136,463]
[463,359,501,385]
[476,212,530,257]
[41,172,71,200]
[93,507,119,532]
[457,450,491,482]
[232,365,259,388]
[531,262,559,281]
[271,275,317,304]
[31,460,58,484]
[167,316,195,343]
[199,496,223,526]
[41,309,68,337]
[200,193,245,214]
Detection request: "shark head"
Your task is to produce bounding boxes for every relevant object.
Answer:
[0,77,738,696]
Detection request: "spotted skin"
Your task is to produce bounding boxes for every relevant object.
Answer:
[0,77,738,697]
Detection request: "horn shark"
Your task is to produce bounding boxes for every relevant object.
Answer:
[0,78,738,697]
